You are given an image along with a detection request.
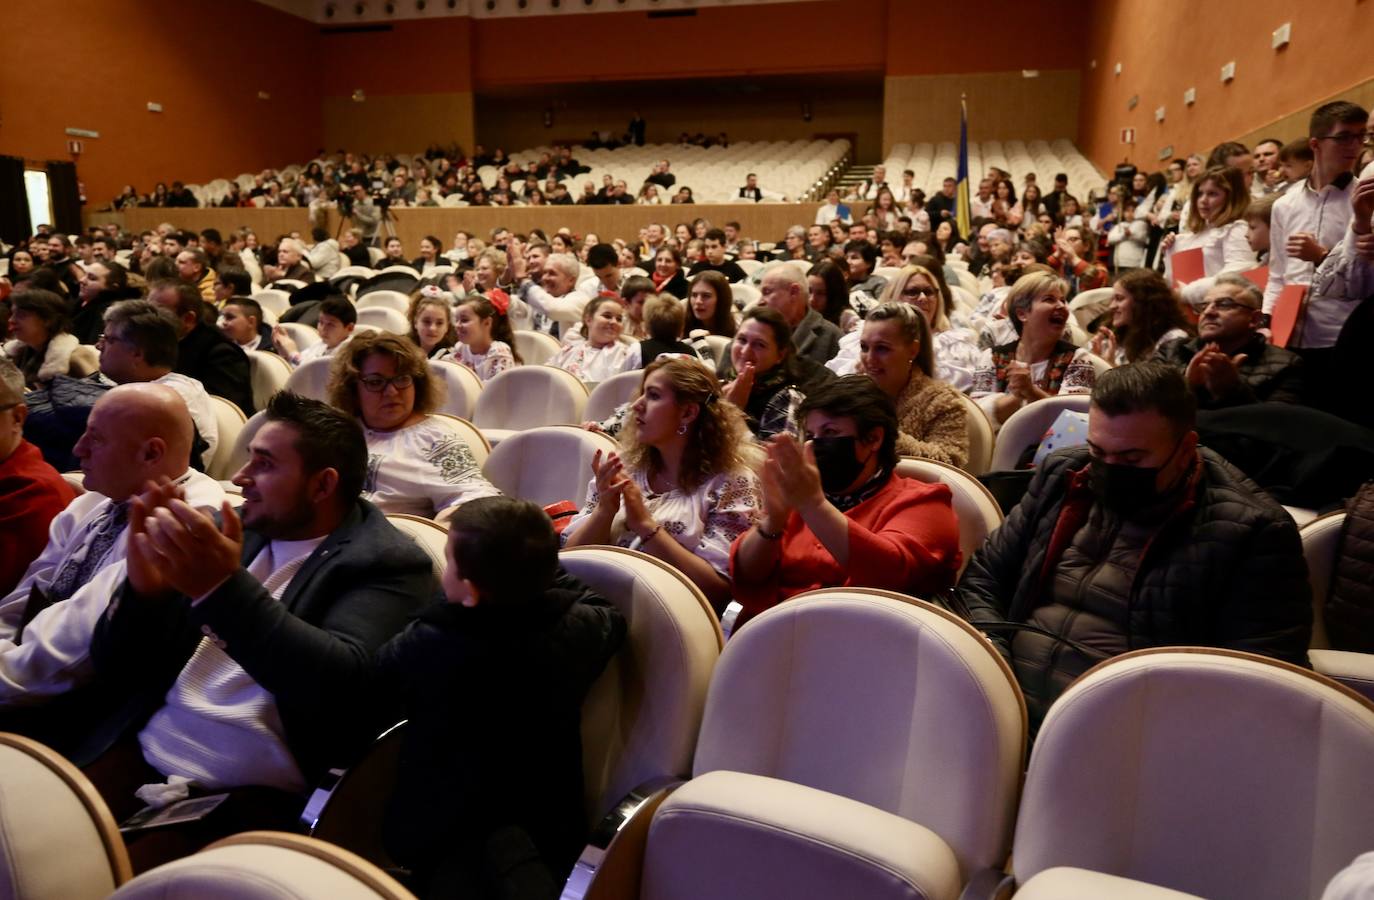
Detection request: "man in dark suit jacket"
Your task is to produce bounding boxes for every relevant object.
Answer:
[84,393,433,852]
[148,279,255,414]
[760,264,842,366]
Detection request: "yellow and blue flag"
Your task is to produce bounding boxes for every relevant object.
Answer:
[956,97,971,240]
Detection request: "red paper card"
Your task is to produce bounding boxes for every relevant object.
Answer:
[1241,266,1269,289]
[1171,248,1206,285]
[1269,284,1307,348]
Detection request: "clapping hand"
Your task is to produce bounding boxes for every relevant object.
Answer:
[128,478,244,599]
[272,325,299,359]
[765,434,825,513]
[722,362,755,407]
[1006,360,1042,402]
[590,449,626,512]
[1185,342,1246,394]
[1090,326,1118,363]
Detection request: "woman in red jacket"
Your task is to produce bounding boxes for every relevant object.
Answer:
[730,375,961,627]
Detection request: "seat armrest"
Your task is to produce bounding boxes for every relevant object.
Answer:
[560,777,682,900]
[1310,649,1374,702]
[958,868,1014,900]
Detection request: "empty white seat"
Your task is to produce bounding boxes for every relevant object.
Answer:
[1012,649,1374,900]
[355,307,410,334]
[356,290,411,313]
[472,365,588,446]
[276,322,320,353]
[427,359,482,419]
[283,355,334,401]
[482,425,617,507]
[247,349,292,411]
[0,733,132,899]
[207,395,249,481]
[512,330,562,366]
[252,289,291,318]
[584,369,644,424]
[109,831,412,900]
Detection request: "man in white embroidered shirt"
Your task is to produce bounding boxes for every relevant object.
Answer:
[84,392,433,869]
[0,384,223,733]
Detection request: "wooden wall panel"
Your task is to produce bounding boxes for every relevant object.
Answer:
[322,93,476,156]
[882,71,1081,155]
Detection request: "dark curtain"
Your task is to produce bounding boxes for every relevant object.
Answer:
[46,161,82,235]
[0,156,31,246]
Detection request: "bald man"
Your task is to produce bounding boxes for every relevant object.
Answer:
[0,384,224,713]
[760,263,842,366]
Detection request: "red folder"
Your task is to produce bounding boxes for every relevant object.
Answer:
[1241,266,1269,289]
[1269,285,1307,348]
[1171,247,1205,285]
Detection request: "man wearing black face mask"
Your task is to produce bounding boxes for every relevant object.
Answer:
[952,362,1311,733]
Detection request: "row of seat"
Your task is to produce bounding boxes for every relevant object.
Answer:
[881,138,1105,204]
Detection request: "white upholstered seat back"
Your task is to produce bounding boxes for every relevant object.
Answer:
[560,547,723,822]
[990,393,1090,470]
[693,591,1026,875]
[895,458,1003,577]
[472,365,587,432]
[482,425,616,507]
[1014,649,1374,900]
[1301,512,1345,648]
[0,733,130,900]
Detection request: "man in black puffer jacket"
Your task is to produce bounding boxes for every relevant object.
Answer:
[953,363,1311,732]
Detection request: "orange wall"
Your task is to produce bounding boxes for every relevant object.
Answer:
[0,0,322,209]
[1077,0,1374,172]
[883,1,1088,76]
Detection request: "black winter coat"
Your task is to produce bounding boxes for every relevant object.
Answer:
[952,447,1312,727]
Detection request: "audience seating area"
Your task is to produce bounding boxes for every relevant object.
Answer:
[883,139,1105,202]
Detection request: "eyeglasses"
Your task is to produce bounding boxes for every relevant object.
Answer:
[94,333,130,348]
[1317,132,1369,147]
[903,286,937,298]
[359,373,415,393]
[1190,298,1256,313]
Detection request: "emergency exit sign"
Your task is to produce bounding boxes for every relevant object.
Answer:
[1121,128,1137,144]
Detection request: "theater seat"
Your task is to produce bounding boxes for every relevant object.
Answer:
[252,289,291,318]
[207,394,249,481]
[1010,648,1374,900]
[472,365,588,447]
[429,413,492,468]
[590,591,1026,900]
[585,369,644,424]
[356,290,410,313]
[355,307,409,334]
[895,457,1003,577]
[956,392,995,475]
[283,355,335,401]
[482,425,616,507]
[1300,513,1374,701]
[428,359,482,419]
[109,831,414,900]
[247,349,292,411]
[222,410,268,481]
[988,394,1090,469]
[513,330,562,366]
[385,513,448,583]
[277,322,321,354]
[559,546,723,899]
[0,732,132,899]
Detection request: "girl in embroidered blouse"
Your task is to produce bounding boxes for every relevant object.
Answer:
[407,291,458,361]
[328,331,500,523]
[549,296,636,383]
[453,293,521,383]
[971,270,1096,428]
[563,356,760,611]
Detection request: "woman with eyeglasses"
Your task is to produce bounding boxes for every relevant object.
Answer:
[825,263,982,392]
[328,331,499,523]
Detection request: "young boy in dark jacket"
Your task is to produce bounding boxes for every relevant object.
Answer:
[374,496,626,899]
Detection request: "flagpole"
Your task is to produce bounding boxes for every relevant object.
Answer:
[956,93,972,240]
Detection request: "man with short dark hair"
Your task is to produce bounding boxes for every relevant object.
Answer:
[645,159,675,190]
[85,392,433,857]
[925,177,960,235]
[213,269,253,309]
[952,362,1311,730]
[199,229,225,270]
[688,229,748,282]
[1044,173,1070,220]
[1253,138,1284,194]
[844,240,886,297]
[738,173,764,202]
[147,280,254,415]
[273,296,356,366]
[578,243,622,296]
[1154,273,1303,408]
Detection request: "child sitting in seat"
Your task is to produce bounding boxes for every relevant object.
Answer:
[374,496,626,899]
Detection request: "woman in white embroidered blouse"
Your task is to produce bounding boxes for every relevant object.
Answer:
[549,295,636,383]
[563,356,761,610]
[1163,166,1257,305]
[971,270,1096,429]
[329,331,500,523]
[453,293,520,382]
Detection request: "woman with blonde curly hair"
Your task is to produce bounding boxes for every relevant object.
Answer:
[329,330,499,522]
[563,356,761,609]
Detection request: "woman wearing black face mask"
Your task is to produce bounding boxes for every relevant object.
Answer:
[729,375,962,629]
